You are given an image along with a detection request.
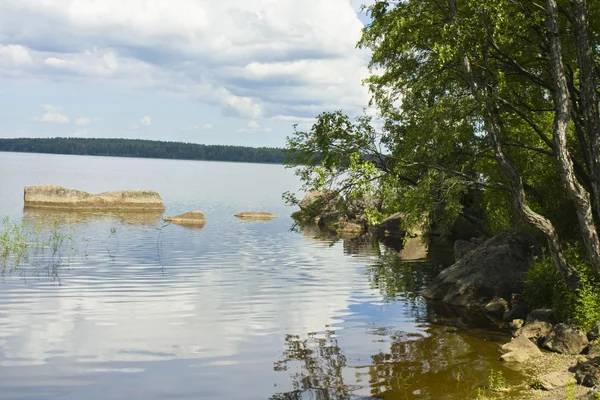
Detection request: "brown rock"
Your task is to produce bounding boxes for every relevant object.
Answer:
[543,323,589,355]
[234,212,277,220]
[484,297,510,318]
[24,184,165,211]
[572,356,600,387]
[500,334,543,363]
[164,210,206,226]
[336,222,365,234]
[538,371,576,391]
[515,321,553,344]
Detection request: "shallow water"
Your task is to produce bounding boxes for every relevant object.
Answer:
[0,152,523,399]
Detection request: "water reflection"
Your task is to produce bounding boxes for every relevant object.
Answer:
[22,208,164,226]
[271,331,353,400]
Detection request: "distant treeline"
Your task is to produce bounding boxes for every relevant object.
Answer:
[0,137,289,164]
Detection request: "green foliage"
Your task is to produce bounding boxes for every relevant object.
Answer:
[0,137,287,164]
[487,369,505,391]
[524,245,600,331]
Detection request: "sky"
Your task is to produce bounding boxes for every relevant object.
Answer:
[0,0,375,148]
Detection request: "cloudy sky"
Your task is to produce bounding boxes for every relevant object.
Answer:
[0,0,374,147]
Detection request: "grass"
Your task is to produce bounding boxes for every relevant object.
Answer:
[0,216,80,280]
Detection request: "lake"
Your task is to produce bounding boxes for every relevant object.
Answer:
[0,152,521,399]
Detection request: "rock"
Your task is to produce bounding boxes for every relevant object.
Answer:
[399,236,428,260]
[336,222,365,234]
[515,321,553,344]
[537,371,576,391]
[510,319,525,330]
[500,334,543,363]
[503,293,530,321]
[470,237,486,244]
[526,309,556,325]
[234,212,277,220]
[572,356,600,387]
[543,323,590,355]
[296,190,343,228]
[24,184,165,211]
[377,212,405,237]
[454,239,478,261]
[484,297,509,318]
[164,210,206,226]
[587,321,600,341]
[346,194,380,221]
[422,229,542,309]
[584,342,600,358]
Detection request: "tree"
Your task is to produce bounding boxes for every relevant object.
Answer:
[285,0,600,288]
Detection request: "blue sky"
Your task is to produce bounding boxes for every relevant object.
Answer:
[0,0,374,148]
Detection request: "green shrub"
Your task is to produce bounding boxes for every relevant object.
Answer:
[524,244,600,331]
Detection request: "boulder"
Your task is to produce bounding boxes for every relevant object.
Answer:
[376,212,405,236]
[346,194,380,221]
[572,356,600,387]
[537,371,576,391]
[336,222,365,234]
[484,297,509,318]
[500,334,543,363]
[453,239,478,262]
[510,319,525,331]
[515,321,553,344]
[503,294,530,321]
[164,210,206,226]
[587,321,600,342]
[24,184,165,211]
[234,212,277,220]
[543,323,589,355]
[422,229,542,309]
[583,342,600,358]
[295,190,343,227]
[526,309,556,325]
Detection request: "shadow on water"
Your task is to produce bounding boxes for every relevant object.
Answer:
[269,226,524,400]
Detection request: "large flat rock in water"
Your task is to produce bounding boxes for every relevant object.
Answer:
[164,210,206,226]
[24,184,165,211]
[234,212,277,220]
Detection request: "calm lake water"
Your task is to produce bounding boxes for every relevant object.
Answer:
[0,152,521,399]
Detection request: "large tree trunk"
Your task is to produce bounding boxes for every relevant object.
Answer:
[571,0,600,250]
[447,0,581,289]
[546,0,600,276]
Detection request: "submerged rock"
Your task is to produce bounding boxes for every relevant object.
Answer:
[164,210,206,226]
[234,212,277,220]
[543,324,589,355]
[422,229,542,309]
[24,184,165,211]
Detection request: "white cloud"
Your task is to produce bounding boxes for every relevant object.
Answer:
[0,44,33,68]
[130,116,151,131]
[237,120,271,133]
[0,0,372,120]
[75,117,91,126]
[203,123,213,130]
[140,116,151,127]
[36,105,70,124]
